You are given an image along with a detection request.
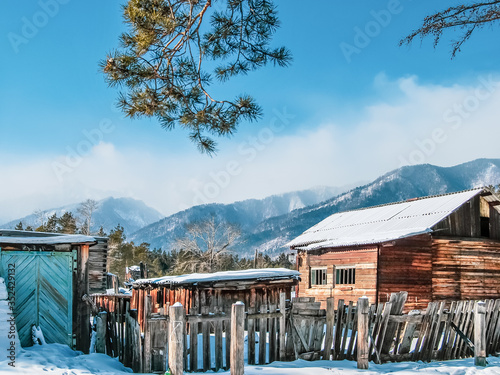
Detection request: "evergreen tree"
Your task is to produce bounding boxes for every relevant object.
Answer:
[101,0,291,154]
[57,212,77,234]
[14,221,23,231]
[96,226,107,237]
[36,213,58,233]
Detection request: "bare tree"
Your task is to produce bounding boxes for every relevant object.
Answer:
[33,209,47,228]
[78,199,99,235]
[173,217,240,273]
[400,1,500,57]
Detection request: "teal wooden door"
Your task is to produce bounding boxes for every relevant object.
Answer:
[0,251,75,347]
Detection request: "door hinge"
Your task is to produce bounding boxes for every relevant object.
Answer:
[72,250,77,272]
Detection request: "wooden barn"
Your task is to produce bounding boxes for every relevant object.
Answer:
[131,268,300,328]
[0,230,108,352]
[288,188,500,311]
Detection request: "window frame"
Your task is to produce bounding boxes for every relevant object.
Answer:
[309,267,328,287]
[335,266,356,286]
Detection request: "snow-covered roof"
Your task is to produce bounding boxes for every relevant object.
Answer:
[0,234,97,245]
[288,188,499,251]
[134,268,301,287]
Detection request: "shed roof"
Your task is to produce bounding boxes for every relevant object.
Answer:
[288,188,500,251]
[134,268,301,287]
[0,231,97,245]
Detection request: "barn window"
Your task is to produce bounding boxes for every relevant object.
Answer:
[336,267,356,285]
[310,267,327,286]
[480,217,490,237]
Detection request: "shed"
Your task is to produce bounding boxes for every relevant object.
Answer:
[0,230,108,352]
[288,188,500,311]
[131,268,300,327]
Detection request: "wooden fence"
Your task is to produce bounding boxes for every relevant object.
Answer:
[90,291,500,373]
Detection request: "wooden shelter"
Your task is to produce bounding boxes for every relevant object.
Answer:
[289,188,500,311]
[0,230,108,352]
[131,268,300,328]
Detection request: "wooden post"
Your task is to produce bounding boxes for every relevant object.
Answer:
[474,301,487,367]
[168,302,185,375]
[279,292,287,361]
[231,302,245,375]
[113,275,119,294]
[139,261,145,279]
[95,311,107,354]
[75,244,91,353]
[323,297,334,360]
[143,295,152,373]
[357,297,370,370]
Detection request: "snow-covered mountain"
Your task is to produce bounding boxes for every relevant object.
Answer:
[132,158,500,257]
[129,185,353,251]
[1,197,164,235]
[241,158,500,256]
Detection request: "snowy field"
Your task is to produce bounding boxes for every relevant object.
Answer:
[2,343,500,375]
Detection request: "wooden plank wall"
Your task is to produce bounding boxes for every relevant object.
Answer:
[432,195,500,239]
[432,238,500,301]
[131,282,295,331]
[490,204,500,240]
[297,247,378,309]
[378,235,433,312]
[432,195,481,238]
[88,239,108,294]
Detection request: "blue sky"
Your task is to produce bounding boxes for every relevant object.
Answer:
[1,0,499,222]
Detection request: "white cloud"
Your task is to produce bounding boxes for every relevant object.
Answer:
[1,74,500,223]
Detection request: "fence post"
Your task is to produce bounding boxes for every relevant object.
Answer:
[323,297,335,360]
[231,302,245,375]
[279,292,286,361]
[169,302,185,375]
[95,311,107,354]
[143,295,152,373]
[357,297,370,370]
[474,301,487,367]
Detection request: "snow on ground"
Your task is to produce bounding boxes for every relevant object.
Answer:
[2,343,500,375]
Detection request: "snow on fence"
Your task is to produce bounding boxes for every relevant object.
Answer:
[90,291,500,373]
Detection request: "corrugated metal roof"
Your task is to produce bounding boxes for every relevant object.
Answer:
[134,268,301,287]
[288,188,496,251]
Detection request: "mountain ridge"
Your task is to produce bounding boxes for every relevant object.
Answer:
[1,197,164,235]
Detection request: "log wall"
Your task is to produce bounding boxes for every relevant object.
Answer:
[378,235,433,311]
[297,247,378,308]
[432,237,500,301]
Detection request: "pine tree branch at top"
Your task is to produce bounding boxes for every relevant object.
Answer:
[101,0,292,154]
[400,1,500,58]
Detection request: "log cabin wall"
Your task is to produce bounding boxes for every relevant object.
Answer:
[377,235,433,312]
[296,246,378,309]
[431,237,500,302]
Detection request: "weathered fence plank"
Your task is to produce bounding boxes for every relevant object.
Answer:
[357,297,369,370]
[231,302,245,375]
[323,297,334,360]
[279,292,287,361]
[474,301,486,367]
[169,303,185,375]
